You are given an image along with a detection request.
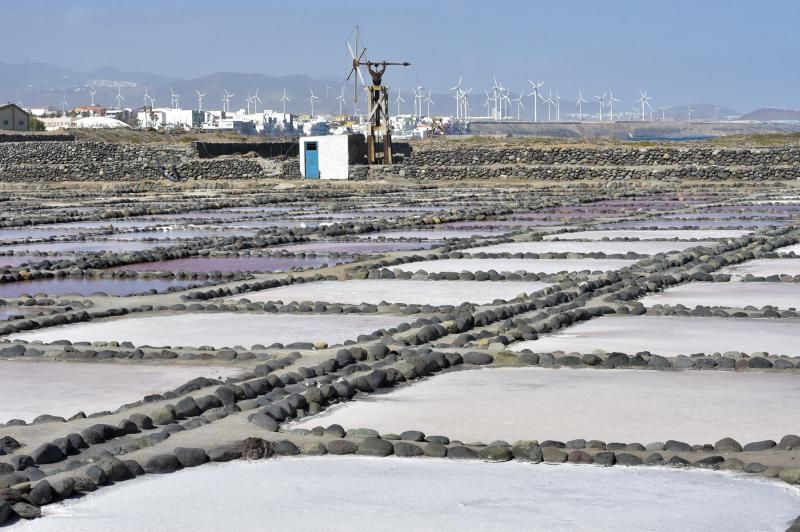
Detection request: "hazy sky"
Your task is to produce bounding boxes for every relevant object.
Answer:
[3,0,798,111]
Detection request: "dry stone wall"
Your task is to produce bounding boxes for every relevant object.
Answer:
[1,141,799,182]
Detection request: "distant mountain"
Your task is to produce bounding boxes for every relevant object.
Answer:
[0,61,352,114]
[738,108,800,121]
[662,103,740,121]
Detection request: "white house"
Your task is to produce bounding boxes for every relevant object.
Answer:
[299,134,366,180]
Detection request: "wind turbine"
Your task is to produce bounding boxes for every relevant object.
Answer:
[61,91,68,115]
[143,89,155,108]
[607,90,620,121]
[511,90,525,120]
[636,90,652,122]
[336,87,345,115]
[594,92,606,121]
[425,94,434,117]
[555,91,561,121]
[222,89,234,114]
[449,75,463,119]
[714,104,721,121]
[527,80,544,122]
[196,90,206,112]
[308,88,320,117]
[686,104,694,122]
[484,90,495,118]
[576,90,588,121]
[460,87,472,119]
[170,88,180,109]
[280,89,290,114]
[115,86,125,109]
[251,88,262,113]
[543,88,554,121]
[658,106,667,121]
[394,90,406,115]
[89,88,97,106]
[413,85,425,118]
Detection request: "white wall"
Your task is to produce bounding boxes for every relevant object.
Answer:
[299,135,350,180]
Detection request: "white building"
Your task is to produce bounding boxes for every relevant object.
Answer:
[299,134,366,180]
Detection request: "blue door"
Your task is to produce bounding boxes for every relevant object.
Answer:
[305,141,319,179]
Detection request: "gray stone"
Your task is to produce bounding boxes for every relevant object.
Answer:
[208,445,242,462]
[173,447,208,467]
[742,440,776,452]
[326,440,358,455]
[393,442,424,457]
[11,502,41,520]
[28,480,58,505]
[31,443,65,465]
[357,437,394,457]
[593,451,616,467]
[713,437,742,452]
[143,454,179,474]
[542,448,567,463]
[248,412,279,432]
[423,442,448,458]
[511,440,543,463]
[447,446,479,460]
[273,440,300,456]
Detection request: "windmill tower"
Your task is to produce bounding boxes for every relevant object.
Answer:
[346,26,410,165]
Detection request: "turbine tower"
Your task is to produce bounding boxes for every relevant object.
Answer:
[593,92,606,121]
[336,87,345,115]
[636,90,652,121]
[280,88,290,114]
[527,80,544,122]
[576,90,588,121]
[542,88,554,121]
[308,88,320,117]
[170,88,180,109]
[449,75,463,119]
[222,89,234,114]
[115,86,125,109]
[196,90,207,112]
[394,90,406,116]
[250,88,263,113]
[424,94,434,117]
[687,104,694,122]
[607,90,620,121]
[511,90,525,120]
[89,88,97,106]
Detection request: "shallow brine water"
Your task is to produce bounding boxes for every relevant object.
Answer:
[9,313,404,349]
[245,279,551,306]
[394,258,637,274]
[641,282,800,309]
[278,240,444,253]
[17,458,800,532]
[544,229,750,241]
[720,258,800,278]
[0,278,197,297]
[0,241,176,254]
[109,256,347,273]
[296,367,800,443]
[0,360,240,423]
[465,240,714,255]
[513,315,800,356]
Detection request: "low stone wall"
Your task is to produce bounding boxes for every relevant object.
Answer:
[357,163,798,181]
[406,146,800,167]
[1,140,799,183]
